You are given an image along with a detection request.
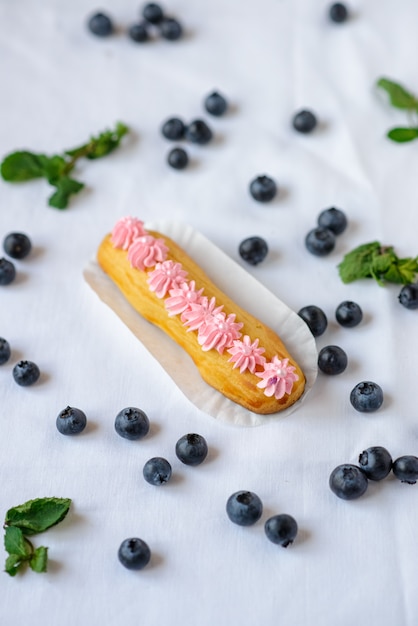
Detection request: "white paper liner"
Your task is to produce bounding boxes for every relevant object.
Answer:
[83,220,318,427]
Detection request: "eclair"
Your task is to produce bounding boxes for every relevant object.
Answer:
[97,217,306,415]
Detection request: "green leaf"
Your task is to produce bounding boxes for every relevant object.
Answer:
[39,155,68,182]
[48,177,84,209]
[377,77,418,110]
[384,256,418,284]
[5,497,71,536]
[29,546,48,573]
[338,241,381,284]
[5,554,25,577]
[387,127,418,142]
[85,121,130,160]
[0,151,47,182]
[4,526,32,558]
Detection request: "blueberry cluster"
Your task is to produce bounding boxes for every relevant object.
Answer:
[305,207,348,257]
[87,4,184,43]
[330,446,418,500]
[226,490,298,548]
[0,337,41,387]
[142,433,208,486]
[160,90,228,170]
[0,232,32,286]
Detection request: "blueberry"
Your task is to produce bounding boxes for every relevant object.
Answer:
[305,227,336,256]
[114,407,150,440]
[292,109,317,134]
[238,236,268,266]
[335,301,363,327]
[318,345,348,375]
[160,17,183,41]
[128,22,149,43]
[329,464,368,500]
[12,360,40,386]
[350,381,383,413]
[142,3,164,24]
[264,514,298,547]
[87,12,113,37]
[118,537,151,570]
[167,147,189,170]
[0,258,16,285]
[226,490,263,526]
[392,456,418,484]
[56,406,87,435]
[317,207,347,235]
[143,457,172,485]
[185,119,213,145]
[329,3,349,23]
[175,433,208,466]
[297,305,328,337]
[204,91,228,117]
[249,175,277,203]
[358,446,392,481]
[0,337,11,365]
[398,284,418,310]
[3,233,32,259]
[161,117,186,141]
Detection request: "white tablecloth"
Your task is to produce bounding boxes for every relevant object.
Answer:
[1,1,417,624]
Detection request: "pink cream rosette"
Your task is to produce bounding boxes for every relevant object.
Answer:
[227,336,266,374]
[127,235,169,271]
[197,312,243,354]
[147,260,188,298]
[164,280,205,317]
[111,217,147,250]
[255,356,299,399]
[182,296,224,332]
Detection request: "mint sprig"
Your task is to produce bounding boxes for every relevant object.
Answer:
[338,241,418,286]
[0,122,129,208]
[377,77,418,143]
[4,497,71,576]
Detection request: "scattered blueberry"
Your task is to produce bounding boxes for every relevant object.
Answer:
[3,233,32,259]
[398,284,418,310]
[204,91,228,117]
[329,3,349,23]
[167,147,189,170]
[56,406,87,435]
[318,345,348,375]
[297,305,328,337]
[305,227,336,256]
[185,119,213,145]
[128,22,150,43]
[161,117,186,141]
[0,258,16,285]
[317,207,347,235]
[142,3,164,24]
[160,17,183,41]
[143,457,172,485]
[350,381,384,413]
[0,337,11,365]
[329,464,368,500]
[335,301,363,327]
[264,514,298,547]
[358,446,392,481]
[238,236,268,266]
[292,109,317,134]
[12,360,40,386]
[87,12,113,37]
[392,456,418,485]
[114,407,150,440]
[118,537,151,570]
[226,490,263,526]
[249,175,277,203]
[175,433,208,466]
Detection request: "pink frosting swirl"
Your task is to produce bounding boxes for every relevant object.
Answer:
[147,260,188,298]
[255,356,299,399]
[165,280,205,317]
[127,235,168,270]
[111,216,147,250]
[197,312,243,353]
[227,336,266,373]
[182,297,224,332]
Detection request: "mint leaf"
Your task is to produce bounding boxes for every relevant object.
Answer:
[5,497,71,536]
[384,256,418,284]
[339,242,418,286]
[338,241,381,283]
[4,526,32,558]
[387,127,418,142]
[85,121,130,160]
[48,177,84,209]
[5,554,25,577]
[29,546,48,573]
[377,78,418,110]
[0,151,47,182]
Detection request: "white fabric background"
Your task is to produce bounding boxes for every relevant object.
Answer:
[1,1,417,625]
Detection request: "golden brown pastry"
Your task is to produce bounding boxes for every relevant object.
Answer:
[97,217,305,414]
